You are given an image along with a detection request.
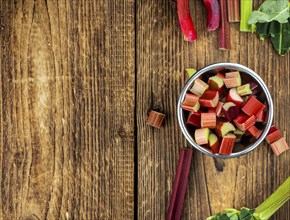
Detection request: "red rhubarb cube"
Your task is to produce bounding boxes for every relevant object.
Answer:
[241,96,265,117]
[270,137,289,156]
[201,113,216,128]
[219,134,236,155]
[199,90,219,108]
[187,111,201,127]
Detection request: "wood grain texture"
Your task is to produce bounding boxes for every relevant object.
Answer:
[0,0,135,219]
[0,0,289,219]
[136,0,289,219]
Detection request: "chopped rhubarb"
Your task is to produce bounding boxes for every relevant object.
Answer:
[185,68,197,79]
[166,149,193,220]
[224,71,241,88]
[187,111,201,127]
[215,121,236,137]
[218,87,228,100]
[234,129,245,143]
[242,95,249,105]
[215,101,224,117]
[190,78,209,97]
[226,88,243,106]
[216,72,225,78]
[233,113,256,131]
[227,0,240,22]
[242,96,265,117]
[255,109,265,122]
[234,129,244,136]
[208,75,224,90]
[203,0,220,31]
[181,93,200,112]
[218,0,230,50]
[208,107,216,113]
[270,137,289,156]
[219,133,236,155]
[247,125,262,139]
[249,81,260,95]
[222,102,239,121]
[266,129,281,144]
[146,110,166,128]
[209,133,220,154]
[195,128,210,145]
[237,84,252,96]
[177,0,197,41]
[199,90,219,107]
[201,113,216,128]
[268,125,278,134]
[225,71,241,79]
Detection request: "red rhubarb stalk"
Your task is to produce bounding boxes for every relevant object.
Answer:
[177,0,197,41]
[203,0,221,31]
[167,149,193,220]
[227,0,240,22]
[218,0,230,50]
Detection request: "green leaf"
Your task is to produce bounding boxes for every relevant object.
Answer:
[269,19,290,55]
[248,0,289,24]
[239,209,252,220]
[220,213,231,220]
[248,209,255,215]
[224,208,240,214]
[229,214,238,220]
[256,23,270,40]
[207,216,218,220]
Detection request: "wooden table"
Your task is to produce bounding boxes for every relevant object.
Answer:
[0,0,289,219]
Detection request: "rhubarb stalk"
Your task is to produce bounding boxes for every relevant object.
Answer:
[207,177,290,220]
[177,0,197,41]
[253,177,290,220]
[167,149,193,220]
[240,0,253,32]
[227,0,240,22]
[146,110,166,128]
[218,0,230,50]
[203,0,221,31]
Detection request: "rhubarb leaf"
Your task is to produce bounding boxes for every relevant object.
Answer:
[269,19,290,55]
[248,0,289,24]
[220,214,230,220]
[255,22,270,40]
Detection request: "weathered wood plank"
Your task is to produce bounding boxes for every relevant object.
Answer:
[0,0,135,219]
[136,0,289,219]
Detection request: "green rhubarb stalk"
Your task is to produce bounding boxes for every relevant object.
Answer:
[207,176,290,220]
[253,176,290,220]
[240,0,253,32]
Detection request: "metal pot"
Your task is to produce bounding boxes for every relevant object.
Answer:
[177,63,274,158]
